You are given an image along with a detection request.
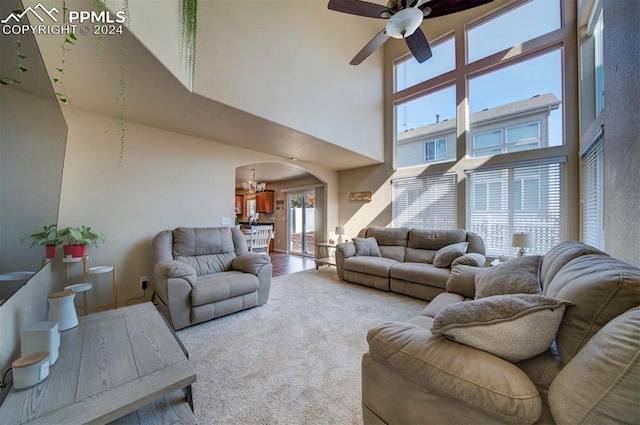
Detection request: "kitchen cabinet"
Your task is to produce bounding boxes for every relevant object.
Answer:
[234,195,244,215]
[256,190,275,214]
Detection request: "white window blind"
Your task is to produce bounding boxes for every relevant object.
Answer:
[392,174,457,229]
[581,133,604,249]
[467,162,564,257]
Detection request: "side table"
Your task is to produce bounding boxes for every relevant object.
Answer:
[315,242,337,269]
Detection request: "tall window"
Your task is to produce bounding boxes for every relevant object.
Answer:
[467,162,564,257]
[391,0,572,256]
[392,174,457,229]
[581,133,604,249]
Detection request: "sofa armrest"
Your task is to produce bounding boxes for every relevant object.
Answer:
[451,252,486,268]
[232,252,271,275]
[153,260,197,286]
[367,321,542,424]
[335,242,356,280]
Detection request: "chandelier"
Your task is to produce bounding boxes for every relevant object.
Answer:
[242,168,266,195]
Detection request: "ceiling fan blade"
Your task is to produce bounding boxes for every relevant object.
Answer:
[420,0,494,19]
[350,29,390,65]
[405,27,432,63]
[328,0,394,19]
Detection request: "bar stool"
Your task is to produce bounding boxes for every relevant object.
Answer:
[47,290,78,331]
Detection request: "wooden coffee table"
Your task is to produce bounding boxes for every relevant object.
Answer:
[0,302,196,424]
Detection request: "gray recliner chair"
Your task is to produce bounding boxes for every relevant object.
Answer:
[152,227,272,330]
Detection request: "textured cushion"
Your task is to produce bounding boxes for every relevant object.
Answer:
[549,307,640,425]
[474,255,542,299]
[543,253,640,365]
[433,242,468,268]
[354,237,382,257]
[431,294,572,362]
[367,320,543,424]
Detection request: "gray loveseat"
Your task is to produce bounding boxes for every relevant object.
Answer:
[336,227,486,301]
[152,227,272,330]
[362,241,640,425]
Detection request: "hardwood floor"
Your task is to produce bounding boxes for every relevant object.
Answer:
[269,252,318,277]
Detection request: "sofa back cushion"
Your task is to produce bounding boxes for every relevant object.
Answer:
[539,241,605,290]
[408,229,467,250]
[172,227,237,275]
[364,227,410,262]
[365,227,410,246]
[543,248,640,365]
[548,307,640,425]
[404,248,436,264]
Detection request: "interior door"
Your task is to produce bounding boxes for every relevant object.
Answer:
[288,191,315,256]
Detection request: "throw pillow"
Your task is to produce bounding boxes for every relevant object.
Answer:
[433,242,468,268]
[431,294,572,362]
[354,237,382,257]
[474,255,541,299]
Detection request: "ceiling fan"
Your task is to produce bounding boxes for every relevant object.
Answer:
[328,0,494,65]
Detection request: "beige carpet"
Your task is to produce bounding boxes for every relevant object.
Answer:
[177,267,426,424]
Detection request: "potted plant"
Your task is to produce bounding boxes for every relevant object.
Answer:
[58,225,106,258]
[20,224,63,259]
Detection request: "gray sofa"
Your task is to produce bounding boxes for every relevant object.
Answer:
[152,227,272,330]
[362,241,640,425]
[336,227,486,301]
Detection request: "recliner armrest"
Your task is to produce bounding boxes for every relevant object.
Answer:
[367,321,542,424]
[336,242,356,258]
[153,260,197,286]
[232,252,271,275]
[452,252,486,268]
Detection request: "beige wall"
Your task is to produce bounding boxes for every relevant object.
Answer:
[193,0,384,161]
[56,108,337,309]
[601,0,640,267]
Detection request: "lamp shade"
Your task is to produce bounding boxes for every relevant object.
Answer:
[385,7,423,39]
[335,226,345,236]
[511,233,533,248]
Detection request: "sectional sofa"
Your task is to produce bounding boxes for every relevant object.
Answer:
[362,241,640,424]
[335,227,486,301]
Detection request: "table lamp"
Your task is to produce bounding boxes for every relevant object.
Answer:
[511,233,533,257]
[335,226,345,244]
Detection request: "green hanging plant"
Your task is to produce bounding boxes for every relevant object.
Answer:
[52,32,76,104]
[0,37,28,86]
[116,0,129,163]
[181,0,198,87]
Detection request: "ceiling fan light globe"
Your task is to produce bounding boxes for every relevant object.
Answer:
[385,7,423,39]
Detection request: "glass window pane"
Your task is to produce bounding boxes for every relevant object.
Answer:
[395,37,455,92]
[467,163,563,257]
[467,0,561,63]
[507,123,539,142]
[469,50,563,157]
[396,86,456,168]
[474,130,502,149]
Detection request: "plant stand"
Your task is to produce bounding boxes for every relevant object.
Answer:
[63,256,117,315]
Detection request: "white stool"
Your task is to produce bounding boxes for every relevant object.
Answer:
[47,290,78,331]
